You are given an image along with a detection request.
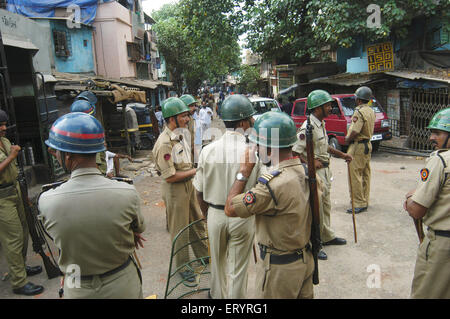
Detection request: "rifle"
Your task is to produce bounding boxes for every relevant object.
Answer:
[15,142,62,279]
[305,114,321,285]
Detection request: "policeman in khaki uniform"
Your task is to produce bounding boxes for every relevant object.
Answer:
[38,112,145,299]
[344,86,376,214]
[194,95,260,299]
[404,108,450,299]
[225,111,316,299]
[293,90,351,261]
[0,110,44,296]
[152,97,208,284]
[180,94,198,163]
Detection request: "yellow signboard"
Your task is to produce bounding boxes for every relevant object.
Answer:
[367,42,394,72]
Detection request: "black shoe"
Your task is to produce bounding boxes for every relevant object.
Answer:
[346,207,367,214]
[26,265,42,277]
[323,237,347,246]
[180,270,197,287]
[318,250,327,260]
[13,282,44,296]
[208,290,213,299]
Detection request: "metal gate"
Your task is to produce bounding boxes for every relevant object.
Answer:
[409,88,449,151]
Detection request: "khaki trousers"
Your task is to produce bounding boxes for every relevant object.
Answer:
[316,167,336,242]
[207,207,255,299]
[0,184,29,288]
[347,142,372,208]
[411,229,450,299]
[162,179,208,270]
[256,250,314,299]
[64,260,143,299]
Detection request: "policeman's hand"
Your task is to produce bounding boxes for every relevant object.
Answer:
[134,232,146,249]
[9,145,21,158]
[240,145,257,177]
[314,159,323,169]
[343,154,353,163]
[403,190,415,211]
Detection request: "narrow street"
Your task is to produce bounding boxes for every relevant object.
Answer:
[0,116,425,299]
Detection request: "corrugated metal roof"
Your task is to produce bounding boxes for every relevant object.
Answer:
[385,71,450,84]
[308,70,449,86]
[309,72,377,86]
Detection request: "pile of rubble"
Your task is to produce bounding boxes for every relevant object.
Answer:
[121,157,159,178]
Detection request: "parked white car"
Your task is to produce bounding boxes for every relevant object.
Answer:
[248,97,282,120]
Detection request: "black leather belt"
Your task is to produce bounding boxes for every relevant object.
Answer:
[0,182,13,189]
[259,246,303,265]
[79,257,132,281]
[434,230,450,238]
[208,203,225,210]
[356,139,370,144]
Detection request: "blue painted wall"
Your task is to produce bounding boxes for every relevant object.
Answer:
[50,20,95,73]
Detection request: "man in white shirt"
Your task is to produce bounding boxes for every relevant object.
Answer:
[199,102,213,144]
[103,143,132,178]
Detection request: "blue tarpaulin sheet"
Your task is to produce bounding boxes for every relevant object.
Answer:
[6,0,118,25]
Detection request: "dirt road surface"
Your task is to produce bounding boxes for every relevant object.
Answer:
[0,117,425,299]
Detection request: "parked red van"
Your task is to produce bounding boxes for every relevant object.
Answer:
[290,94,392,152]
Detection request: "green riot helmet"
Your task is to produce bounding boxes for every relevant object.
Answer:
[161,97,190,119]
[307,90,333,110]
[355,86,373,101]
[219,94,256,121]
[427,107,450,133]
[180,94,197,107]
[248,111,297,148]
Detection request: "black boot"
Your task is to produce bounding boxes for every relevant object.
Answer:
[13,282,44,296]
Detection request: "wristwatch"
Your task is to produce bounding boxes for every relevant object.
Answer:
[236,172,248,182]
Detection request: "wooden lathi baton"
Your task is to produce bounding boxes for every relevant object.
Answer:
[413,218,425,244]
[347,162,358,243]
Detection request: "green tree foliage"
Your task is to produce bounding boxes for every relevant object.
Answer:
[237,64,262,94]
[152,0,242,94]
[242,0,450,63]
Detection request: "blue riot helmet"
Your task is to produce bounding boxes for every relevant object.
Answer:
[75,91,98,106]
[45,112,106,154]
[70,99,96,116]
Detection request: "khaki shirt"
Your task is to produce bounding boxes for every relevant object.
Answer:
[0,137,18,185]
[38,168,145,275]
[412,149,450,231]
[153,126,193,179]
[193,130,260,205]
[231,158,312,253]
[346,103,375,141]
[292,114,330,164]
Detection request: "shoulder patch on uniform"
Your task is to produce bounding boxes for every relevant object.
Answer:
[164,153,171,160]
[258,171,281,185]
[299,133,306,140]
[353,116,358,122]
[243,191,256,205]
[420,168,429,182]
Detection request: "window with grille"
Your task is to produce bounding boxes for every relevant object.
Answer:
[127,41,142,62]
[53,30,71,57]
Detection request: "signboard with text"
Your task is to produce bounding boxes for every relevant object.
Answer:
[367,42,394,72]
